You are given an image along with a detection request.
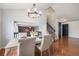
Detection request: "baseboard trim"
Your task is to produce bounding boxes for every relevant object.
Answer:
[69,36,79,39]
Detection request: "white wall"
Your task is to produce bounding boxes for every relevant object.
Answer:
[0,9,2,47]
[63,21,79,38]
[47,7,59,39]
[69,21,79,38]
[1,9,47,47]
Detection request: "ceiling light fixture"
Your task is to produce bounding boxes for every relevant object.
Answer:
[27,3,42,18]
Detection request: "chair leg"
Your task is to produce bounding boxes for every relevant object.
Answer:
[48,48,50,56]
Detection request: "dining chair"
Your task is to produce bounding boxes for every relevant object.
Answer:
[18,37,36,56]
[36,35,53,56]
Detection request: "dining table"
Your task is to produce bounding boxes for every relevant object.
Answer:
[4,36,43,56]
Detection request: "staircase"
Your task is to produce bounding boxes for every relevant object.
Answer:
[47,23,56,40]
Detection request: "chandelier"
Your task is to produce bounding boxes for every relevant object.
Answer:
[27,3,42,18]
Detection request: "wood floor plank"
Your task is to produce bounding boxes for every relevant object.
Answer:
[35,37,79,56]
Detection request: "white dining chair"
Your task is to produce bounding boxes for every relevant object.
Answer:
[18,37,36,56]
[36,35,53,56]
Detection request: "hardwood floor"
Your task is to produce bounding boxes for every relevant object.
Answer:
[0,37,79,56]
[0,48,5,56]
[35,37,79,56]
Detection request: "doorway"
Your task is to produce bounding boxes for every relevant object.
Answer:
[58,23,69,39]
[62,24,69,37]
[58,22,62,39]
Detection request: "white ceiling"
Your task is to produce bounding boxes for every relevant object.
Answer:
[0,3,79,20]
[0,3,52,10]
[52,3,79,20]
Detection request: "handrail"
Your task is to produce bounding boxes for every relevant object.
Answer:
[47,23,55,32]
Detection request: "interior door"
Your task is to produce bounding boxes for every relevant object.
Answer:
[62,24,69,37]
[58,22,62,38]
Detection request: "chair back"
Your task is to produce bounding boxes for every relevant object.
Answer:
[40,35,52,51]
[18,37,36,56]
